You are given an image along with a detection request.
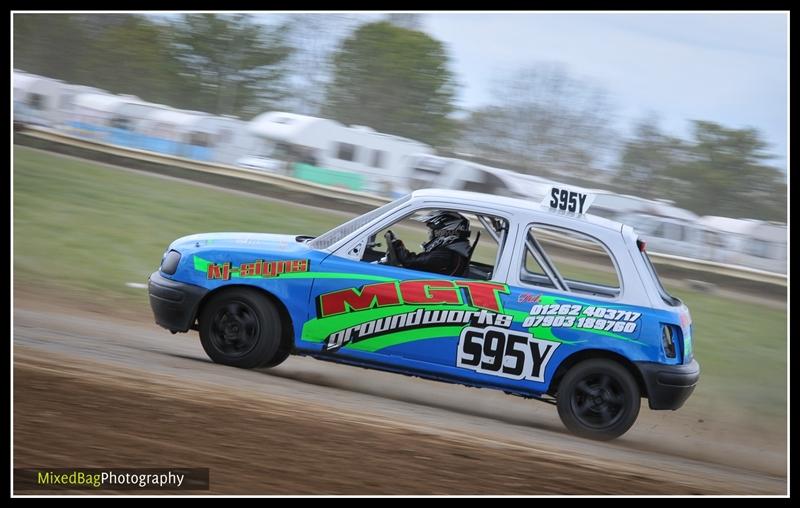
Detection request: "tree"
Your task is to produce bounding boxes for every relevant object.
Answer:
[323,21,459,147]
[458,62,617,180]
[386,13,423,30]
[613,115,688,199]
[14,14,98,84]
[83,16,191,108]
[14,14,193,108]
[281,14,363,115]
[666,121,786,221]
[169,14,293,118]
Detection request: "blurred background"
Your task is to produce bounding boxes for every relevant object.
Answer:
[12,12,788,494]
[13,12,788,273]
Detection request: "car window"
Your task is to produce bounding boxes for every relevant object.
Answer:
[364,208,508,281]
[521,225,621,298]
[524,250,548,277]
[640,245,680,306]
[308,195,411,250]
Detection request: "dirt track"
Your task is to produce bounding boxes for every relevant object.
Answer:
[12,293,787,495]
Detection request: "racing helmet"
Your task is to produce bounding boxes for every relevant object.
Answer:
[417,211,471,254]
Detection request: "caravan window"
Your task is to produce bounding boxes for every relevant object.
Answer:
[745,239,778,259]
[190,132,211,147]
[28,93,45,110]
[336,143,357,162]
[110,116,132,130]
[371,149,386,168]
[218,129,232,143]
[409,157,447,190]
[652,221,686,242]
[462,171,507,195]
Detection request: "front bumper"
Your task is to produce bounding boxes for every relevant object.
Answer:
[148,271,208,333]
[635,359,700,410]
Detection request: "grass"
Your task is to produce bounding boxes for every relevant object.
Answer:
[13,146,348,307]
[13,146,787,428]
[669,287,786,423]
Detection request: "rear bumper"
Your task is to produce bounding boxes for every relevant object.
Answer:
[148,271,208,333]
[635,359,700,410]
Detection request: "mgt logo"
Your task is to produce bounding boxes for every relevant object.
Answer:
[316,279,510,318]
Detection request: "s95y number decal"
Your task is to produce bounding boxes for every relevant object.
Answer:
[457,326,560,382]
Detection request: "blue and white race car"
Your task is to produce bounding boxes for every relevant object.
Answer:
[148,187,699,440]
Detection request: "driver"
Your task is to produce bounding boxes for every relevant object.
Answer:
[389,211,471,277]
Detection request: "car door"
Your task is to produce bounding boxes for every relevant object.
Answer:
[493,221,655,394]
[298,202,516,379]
[429,218,647,398]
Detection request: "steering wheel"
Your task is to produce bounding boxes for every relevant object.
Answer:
[383,230,400,266]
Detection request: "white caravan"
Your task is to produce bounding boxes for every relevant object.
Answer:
[241,112,433,195]
[697,216,787,274]
[13,70,66,127]
[404,154,554,199]
[143,108,255,165]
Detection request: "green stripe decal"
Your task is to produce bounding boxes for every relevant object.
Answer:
[504,309,586,345]
[194,255,211,272]
[192,255,394,282]
[194,255,643,347]
[277,272,394,281]
[347,326,464,352]
[302,303,479,343]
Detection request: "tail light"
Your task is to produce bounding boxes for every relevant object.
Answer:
[662,325,676,358]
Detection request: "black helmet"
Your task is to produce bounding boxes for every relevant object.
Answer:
[418,211,471,254]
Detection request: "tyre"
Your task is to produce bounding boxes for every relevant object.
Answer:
[198,288,287,369]
[556,358,640,441]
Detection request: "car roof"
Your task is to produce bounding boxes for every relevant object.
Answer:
[410,188,625,233]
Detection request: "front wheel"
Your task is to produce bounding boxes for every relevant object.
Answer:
[198,288,285,369]
[556,359,640,441]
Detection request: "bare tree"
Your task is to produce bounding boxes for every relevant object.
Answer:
[386,13,423,30]
[459,62,618,180]
[281,14,364,115]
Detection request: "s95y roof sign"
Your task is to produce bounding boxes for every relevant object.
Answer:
[542,185,595,215]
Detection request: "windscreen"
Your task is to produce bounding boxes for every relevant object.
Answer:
[308,195,411,250]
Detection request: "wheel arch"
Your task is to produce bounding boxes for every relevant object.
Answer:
[194,284,295,353]
[548,349,648,399]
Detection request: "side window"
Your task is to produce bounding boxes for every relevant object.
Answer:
[521,225,621,298]
[28,93,45,110]
[523,241,549,278]
[371,149,386,168]
[663,223,684,241]
[110,116,131,130]
[189,131,210,147]
[409,166,441,190]
[218,129,232,143]
[336,143,356,162]
[362,208,507,281]
[745,239,772,258]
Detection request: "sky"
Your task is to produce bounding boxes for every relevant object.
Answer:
[131,11,792,170]
[418,12,788,169]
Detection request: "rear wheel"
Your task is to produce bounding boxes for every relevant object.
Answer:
[556,359,640,441]
[198,288,286,369]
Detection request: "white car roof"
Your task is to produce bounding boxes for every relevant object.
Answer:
[409,188,624,233]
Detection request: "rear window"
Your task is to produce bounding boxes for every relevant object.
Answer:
[639,241,681,306]
[521,225,621,299]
